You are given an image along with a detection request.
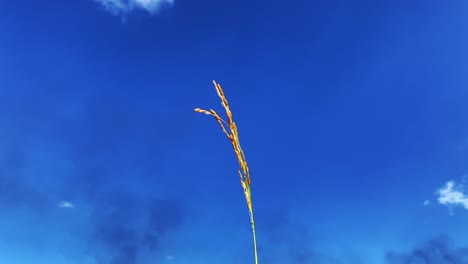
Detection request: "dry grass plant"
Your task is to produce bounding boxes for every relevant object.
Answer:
[194,80,259,264]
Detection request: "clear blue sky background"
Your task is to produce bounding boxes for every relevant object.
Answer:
[1,1,468,264]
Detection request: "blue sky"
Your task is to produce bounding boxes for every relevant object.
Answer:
[1,1,468,263]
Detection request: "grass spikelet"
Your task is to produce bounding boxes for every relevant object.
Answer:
[194,80,258,264]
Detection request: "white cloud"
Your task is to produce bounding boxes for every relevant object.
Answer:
[94,0,174,16]
[58,200,75,209]
[423,200,431,206]
[437,181,468,210]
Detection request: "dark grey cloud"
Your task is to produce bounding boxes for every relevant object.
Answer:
[88,190,186,264]
[259,208,346,264]
[385,235,468,264]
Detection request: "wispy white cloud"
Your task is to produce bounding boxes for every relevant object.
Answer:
[58,200,75,209]
[423,200,431,206]
[94,0,174,16]
[437,181,468,211]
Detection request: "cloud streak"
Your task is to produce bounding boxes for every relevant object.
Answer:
[94,0,174,16]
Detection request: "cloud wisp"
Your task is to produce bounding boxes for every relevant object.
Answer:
[437,181,468,211]
[94,0,174,16]
[58,200,75,209]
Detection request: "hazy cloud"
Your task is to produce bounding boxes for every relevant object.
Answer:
[94,0,174,16]
[259,208,350,264]
[0,83,191,264]
[385,235,468,264]
[88,191,186,264]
